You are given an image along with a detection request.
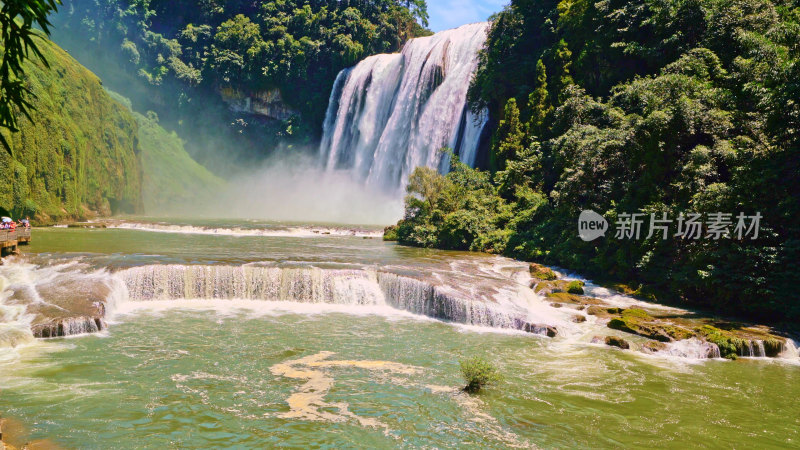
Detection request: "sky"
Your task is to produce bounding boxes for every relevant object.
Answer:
[426,0,509,32]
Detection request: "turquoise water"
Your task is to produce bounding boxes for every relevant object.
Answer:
[1,223,798,448]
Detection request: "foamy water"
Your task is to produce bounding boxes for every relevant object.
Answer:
[106,221,384,238]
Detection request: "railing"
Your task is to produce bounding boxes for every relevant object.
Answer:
[0,230,16,242]
[0,228,31,243]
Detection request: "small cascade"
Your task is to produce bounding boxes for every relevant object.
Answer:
[121,265,386,306]
[319,23,491,194]
[376,272,538,332]
[735,338,786,358]
[661,338,722,359]
[0,325,33,348]
[32,317,105,338]
[780,339,799,358]
[118,265,551,335]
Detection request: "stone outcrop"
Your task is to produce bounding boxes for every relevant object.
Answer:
[218,87,299,121]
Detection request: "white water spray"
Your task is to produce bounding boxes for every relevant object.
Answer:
[320,23,490,193]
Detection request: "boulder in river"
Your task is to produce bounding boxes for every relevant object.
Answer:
[529,263,556,281]
[604,336,630,349]
[525,323,558,337]
[607,309,695,342]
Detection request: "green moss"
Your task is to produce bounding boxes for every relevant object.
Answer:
[696,325,747,360]
[566,280,585,294]
[0,39,141,222]
[529,263,556,280]
[586,306,624,317]
[608,309,696,342]
[622,309,651,320]
[546,292,603,306]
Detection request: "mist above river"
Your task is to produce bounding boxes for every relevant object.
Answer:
[183,153,404,226]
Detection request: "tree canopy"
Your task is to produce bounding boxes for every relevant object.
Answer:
[51,0,430,167]
[400,0,800,323]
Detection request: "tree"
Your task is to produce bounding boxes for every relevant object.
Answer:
[493,98,527,170]
[528,59,552,134]
[554,39,575,103]
[0,0,60,154]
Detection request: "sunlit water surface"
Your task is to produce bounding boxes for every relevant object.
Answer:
[0,221,798,448]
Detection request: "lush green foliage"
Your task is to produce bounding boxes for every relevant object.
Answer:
[0,39,141,222]
[401,0,800,323]
[51,0,429,168]
[566,280,584,294]
[107,91,225,214]
[397,158,511,253]
[459,356,503,392]
[0,0,61,153]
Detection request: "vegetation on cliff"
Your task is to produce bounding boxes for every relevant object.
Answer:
[50,0,430,169]
[107,91,225,214]
[0,39,141,222]
[397,0,800,323]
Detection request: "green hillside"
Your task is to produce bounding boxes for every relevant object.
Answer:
[0,38,142,222]
[106,91,225,214]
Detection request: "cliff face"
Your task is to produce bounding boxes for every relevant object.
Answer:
[0,39,142,222]
[218,87,300,122]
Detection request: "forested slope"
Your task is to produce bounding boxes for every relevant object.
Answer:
[0,38,142,222]
[396,0,800,322]
[106,91,226,214]
[51,0,430,169]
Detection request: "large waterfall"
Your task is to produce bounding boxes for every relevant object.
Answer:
[319,23,490,193]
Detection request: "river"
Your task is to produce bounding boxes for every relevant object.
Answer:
[0,220,798,448]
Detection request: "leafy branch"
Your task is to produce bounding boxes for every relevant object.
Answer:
[0,0,60,155]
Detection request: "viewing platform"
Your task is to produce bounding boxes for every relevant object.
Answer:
[0,228,31,256]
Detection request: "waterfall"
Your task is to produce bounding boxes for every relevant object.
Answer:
[319,23,490,193]
[118,265,551,335]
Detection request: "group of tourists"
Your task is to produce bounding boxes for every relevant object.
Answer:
[0,217,30,231]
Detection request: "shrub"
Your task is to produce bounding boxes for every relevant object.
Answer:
[383,225,399,241]
[460,356,503,392]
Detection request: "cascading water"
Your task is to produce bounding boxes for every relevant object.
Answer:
[117,265,550,334]
[319,23,490,193]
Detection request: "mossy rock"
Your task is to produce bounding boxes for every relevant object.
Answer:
[529,263,556,281]
[572,314,587,323]
[608,309,696,342]
[546,292,604,306]
[694,325,786,359]
[696,325,745,360]
[763,339,785,357]
[534,280,568,294]
[641,341,667,353]
[604,336,630,349]
[545,291,582,303]
[566,280,585,294]
[586,306,624,317]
